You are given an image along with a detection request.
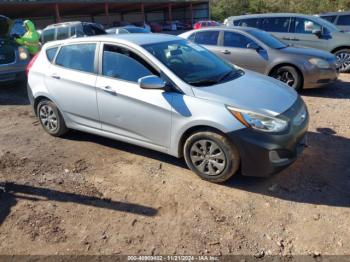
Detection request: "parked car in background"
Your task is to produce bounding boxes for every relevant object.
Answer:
[180,27,338,91]
[193,20,221,29]
[0,15,30,83]
[224,13,350,72]
[150,22,163,33]
[41,21,106,44]
[27,34,308,183]
[319,11,350,32]
[106,26,150,34]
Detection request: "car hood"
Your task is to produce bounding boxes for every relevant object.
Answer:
[192,70,298,116]
[281,46,335,61]
[0,15,11,38]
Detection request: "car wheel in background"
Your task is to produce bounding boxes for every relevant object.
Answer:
[272,66,303,91]
[37,99,68,137]
[334,49,350,73]
[184,129,240,183]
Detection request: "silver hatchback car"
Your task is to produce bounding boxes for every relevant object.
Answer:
[27,34,309,183]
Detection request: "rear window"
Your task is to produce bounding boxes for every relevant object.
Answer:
[55,43,96,73]
[337,15,350,25]
[42,28,55,43]
[46,47,58,62]
[56,26,69,40]
[194,31,219,45]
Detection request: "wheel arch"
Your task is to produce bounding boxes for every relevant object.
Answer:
[268,63,304,89]
[331,46,350,54]
[177,125,230,158]
[33,96,52,116]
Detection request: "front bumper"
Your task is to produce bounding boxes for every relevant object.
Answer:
[303,64,339,89]
[227,97,309,177]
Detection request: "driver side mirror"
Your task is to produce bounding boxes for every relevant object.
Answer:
[138,75,165,90]
[246,42,261,50]
[312,29,322,38]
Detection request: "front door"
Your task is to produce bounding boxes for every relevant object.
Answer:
[95,43,173,150]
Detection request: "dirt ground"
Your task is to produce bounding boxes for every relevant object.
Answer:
[0,74,349,257]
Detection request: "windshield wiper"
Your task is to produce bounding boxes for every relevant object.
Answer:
[188,79,219,87]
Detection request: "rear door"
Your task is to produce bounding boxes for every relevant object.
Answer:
[218,30,268,73]
[261,16,292,44]
[45,42,100,129]
[336,14,350,32]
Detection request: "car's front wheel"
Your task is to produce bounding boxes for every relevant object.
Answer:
[183,129,240,183]
[37,99,68,137]
[272,66,303,91]
[334,49,350,73]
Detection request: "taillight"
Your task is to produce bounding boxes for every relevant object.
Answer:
[26,53,40,76]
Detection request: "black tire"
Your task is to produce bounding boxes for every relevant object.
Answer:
[183,129,240,183]
[334,49,350,73]
[36,99,68,137]
[272,65,303,91]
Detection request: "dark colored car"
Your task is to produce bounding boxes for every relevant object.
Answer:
[0,15,30,83]
[180,27,338,91]
[41,21,106,44]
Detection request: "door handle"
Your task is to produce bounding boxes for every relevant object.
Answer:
[51,74,60,79]
[103,86,116,95]
[290,38,299,41]
[221,50,231,54]
[282,37,291,40]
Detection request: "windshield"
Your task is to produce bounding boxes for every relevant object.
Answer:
[143,40,243,87]
[247,29,287,49]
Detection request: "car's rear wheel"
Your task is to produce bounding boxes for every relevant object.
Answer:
[272,66,303,91]
[183,130,240,183]
[334,49,350,73]
[37,99,68,137]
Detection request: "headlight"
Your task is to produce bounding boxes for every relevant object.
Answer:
[18,47,28,60]
[309,58,330,69]
[227,106,288,133]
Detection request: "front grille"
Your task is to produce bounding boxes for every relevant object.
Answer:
[0,44,15,64]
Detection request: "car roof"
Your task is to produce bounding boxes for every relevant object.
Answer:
[45,33,181,47]
[320,11,350,16]
[227,13,318,20]
[187,26,261,33]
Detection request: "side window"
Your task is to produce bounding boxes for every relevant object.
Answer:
[233,20,241,26]
[294,18,322,34]
[321,15,337,23]
[337,15,350,25]
[70,26,76,37]
[102,45,156,82]
[56,27,69,40]
[55,44,96,73]
[46,47,58,62]
[42,28,55,43]
[223,31,254,48]
[262,17,291,32]
[194,31,219,45]
[238,18,261,29]
[188,33,196,42]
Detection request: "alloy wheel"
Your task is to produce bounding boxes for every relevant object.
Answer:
[275,70,295,87]
[39,105,58,132]
[336,52,350,72]
[189,139,227,176]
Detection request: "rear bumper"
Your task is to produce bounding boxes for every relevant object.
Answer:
[227,97,309,177]
[303,65,339,89]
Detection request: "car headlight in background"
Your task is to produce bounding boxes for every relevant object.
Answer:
[309,58,330,69]
[227,106,288,133]
[18,47,28,60]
